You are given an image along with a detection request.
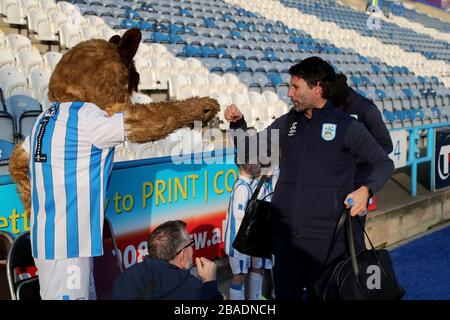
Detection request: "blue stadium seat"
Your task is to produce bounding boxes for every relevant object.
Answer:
[371,64,381,73]
[215,48,228,58]
[181,25,195,35]
[404,109,416,121]
[265,23,275,33]
[375,89,387,100]
[140,3,154,12]
[414,108,425,120]
[417,76,426,86]
[267,73,283,87]
[138,20,155,31]
[247,22,256,32]
[220,13,231,22]
[386,76,396,85]
[350,75,361,86]
[403,88,414,99]
[383,110,396,123]
[168,24,183,34]
[155,24,170,32]
[179,9,193,17]
[204,18,215,28]
[0,111,15,164]
[125,8,140,19]
[121,19,139,29]
[229,30,241,39]
[400,66,410,74]
[431,107,441,118]
[264,50,277,61]
[229,59,247,73]
[200,46,216,58]
[5,95,41,139]
[168,33,183,44]
[182,45,201,57]
[151,32,170,43]
[360,75,370,86]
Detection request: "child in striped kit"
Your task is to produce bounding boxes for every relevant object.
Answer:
[224,163,260,300]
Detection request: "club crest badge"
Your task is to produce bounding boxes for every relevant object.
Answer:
[321,123,337,141]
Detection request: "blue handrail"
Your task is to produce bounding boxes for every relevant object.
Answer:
[390,122,450,196]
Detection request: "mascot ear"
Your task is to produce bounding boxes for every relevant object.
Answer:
[117,28,142,66]
[108,35,121,45]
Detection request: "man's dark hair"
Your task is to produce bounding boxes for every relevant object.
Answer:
[331,73,351,108]
[288,56,336,99]
[147,220,190,260]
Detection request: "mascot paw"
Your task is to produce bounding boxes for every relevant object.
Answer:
[195,97,220,124]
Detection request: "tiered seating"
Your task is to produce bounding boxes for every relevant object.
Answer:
[218,0,449,128]
[281,0,450,63]
[1,0,449,165]
[393,4,450,34]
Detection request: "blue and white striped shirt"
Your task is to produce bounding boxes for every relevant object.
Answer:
[252,167,280,202]
[22,102,124,260]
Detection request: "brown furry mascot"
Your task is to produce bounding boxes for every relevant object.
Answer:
[8,28,219,300]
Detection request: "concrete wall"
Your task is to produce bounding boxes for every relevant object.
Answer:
[366,191,450,248]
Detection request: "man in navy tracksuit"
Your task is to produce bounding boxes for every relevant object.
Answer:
[225,57,394,300]
[331,73,394,246]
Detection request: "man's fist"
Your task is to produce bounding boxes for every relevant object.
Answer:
[196,257,217,282]
[224,104,243,123]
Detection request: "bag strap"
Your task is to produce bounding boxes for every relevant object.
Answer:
[322,209,362,286]
[322,207,349,267]
[323,207,381,267]
[346,211,359,278]
[248,111,296,206]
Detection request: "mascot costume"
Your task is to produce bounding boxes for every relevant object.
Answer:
[8,28,219,300]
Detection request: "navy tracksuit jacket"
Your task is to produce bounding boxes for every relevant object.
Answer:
[230,101,394,299]
[341,88,393,187]
[113,257,223,300]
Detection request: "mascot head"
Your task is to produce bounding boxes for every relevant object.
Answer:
[48,28,143,116]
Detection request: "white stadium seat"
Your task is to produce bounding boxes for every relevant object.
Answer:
[59,23,83,49]
[168,57,187,75]
[43,51,62,71]
[0,67,34,99]
[168,74,192,99]
[4,3,27,27]
[29,68,51,108]
[189,73,210,97]
[35,19,59,44]
[26,9,47,35]
[16,47,44,75]
[136,44,153,61]
[6,33,32,54]
[151,57,169,90]
[0,48,16,69]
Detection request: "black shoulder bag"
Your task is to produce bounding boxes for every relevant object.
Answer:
[313,208,405,300]
[232,112,295,259]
